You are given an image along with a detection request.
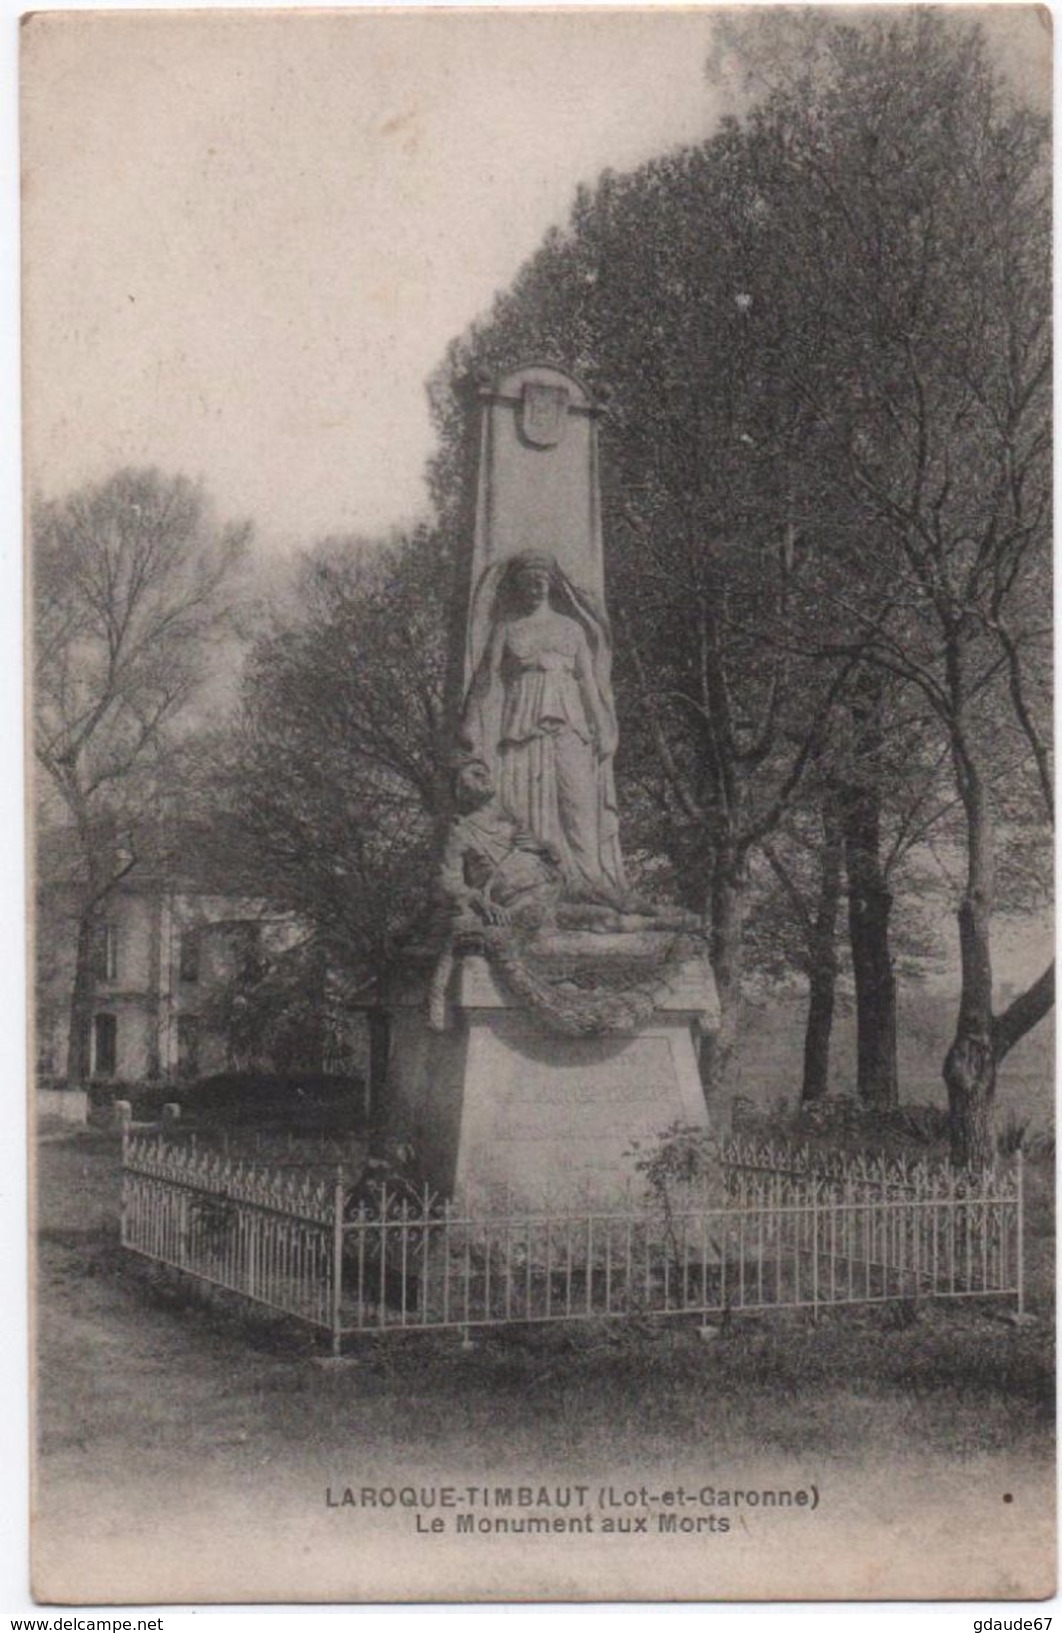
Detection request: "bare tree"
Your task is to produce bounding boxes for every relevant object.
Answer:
[33,467,250,1083]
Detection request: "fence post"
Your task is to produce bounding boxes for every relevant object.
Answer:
[1016,1147,1025,1320]
[331,1165,345,1358]
[811,1182,819,1323]
[119,1125,128,1248]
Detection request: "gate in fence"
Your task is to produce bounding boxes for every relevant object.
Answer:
[120,1134,1024,1355]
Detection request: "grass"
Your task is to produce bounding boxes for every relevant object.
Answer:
[37,1130,1055,1458]
[730,987,1054,1134]
[33,1126,1056,1603]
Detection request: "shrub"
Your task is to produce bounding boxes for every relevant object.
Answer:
[731,1092,1054,1166]
[172,1072,365,1128]
[87,1072,365,1129]
[997,1112,1055,1162]
[626,1122,727,1215]
[729,1092,954,1161]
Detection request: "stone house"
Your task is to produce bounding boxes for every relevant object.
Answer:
[35,862,306,1086]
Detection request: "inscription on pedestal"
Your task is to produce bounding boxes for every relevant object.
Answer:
[455,1015,707,1207]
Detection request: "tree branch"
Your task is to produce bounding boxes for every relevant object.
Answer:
[992,961,1054,1061]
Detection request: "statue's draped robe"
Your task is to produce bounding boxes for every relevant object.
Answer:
[463,595,625,903]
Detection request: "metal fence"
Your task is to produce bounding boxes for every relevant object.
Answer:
[120,1134,1024,1355]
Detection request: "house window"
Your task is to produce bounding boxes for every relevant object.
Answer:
[93,1013,117,1078]
[177,1015,200,1080]
[94,923,119,983]
[179,930,200,983]
[230,923,263,984]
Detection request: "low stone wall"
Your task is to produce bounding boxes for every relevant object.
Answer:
[37,1088,88,1125]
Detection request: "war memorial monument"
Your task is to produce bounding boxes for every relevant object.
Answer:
[387,364,720,1206]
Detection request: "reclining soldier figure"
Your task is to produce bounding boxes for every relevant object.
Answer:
[437,757,692,934]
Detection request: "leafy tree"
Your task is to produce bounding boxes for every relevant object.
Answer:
[429,140,854,1092]
[755,712,955,1107]
[33,468,249,1083]
[218,527,453,1097]
[199,934,344,1077]
[732,10,1052,1163]
[757,782,845,1103]
[427,11,1051,1164]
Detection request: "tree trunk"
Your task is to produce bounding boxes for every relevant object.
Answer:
[699,848,747,1095]
[943,840,1055,1169]
[943,1029,996,1170]
[145,886,163,1080]
[944,757,997,1168]
[802,969,836,1105]
[845,853,898,1108]
[840,676,898,1109]
[366,1004,391,1131]
[802,791,844,1103]
[66,908,97,1086]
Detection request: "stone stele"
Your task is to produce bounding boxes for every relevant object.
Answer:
[466,361,607,628]
[385,362,719,1208]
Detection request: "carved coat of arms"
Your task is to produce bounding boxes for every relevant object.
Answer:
[520,381,569,447]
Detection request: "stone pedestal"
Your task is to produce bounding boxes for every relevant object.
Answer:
[387,934,719,1208]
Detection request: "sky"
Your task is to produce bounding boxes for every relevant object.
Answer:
[21,9,739,556]
[20,7,1050,558]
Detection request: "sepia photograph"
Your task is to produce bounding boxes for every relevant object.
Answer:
[21,4,1054,1606]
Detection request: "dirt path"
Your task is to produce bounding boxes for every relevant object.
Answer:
[33,1132,1055,1604]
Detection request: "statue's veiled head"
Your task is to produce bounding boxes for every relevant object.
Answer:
[503,550,558,613]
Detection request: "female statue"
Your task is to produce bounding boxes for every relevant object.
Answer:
[460,550,626,905]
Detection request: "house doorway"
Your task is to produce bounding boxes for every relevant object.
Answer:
[93,1013,117,1078]
[177,1015,200,1080]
